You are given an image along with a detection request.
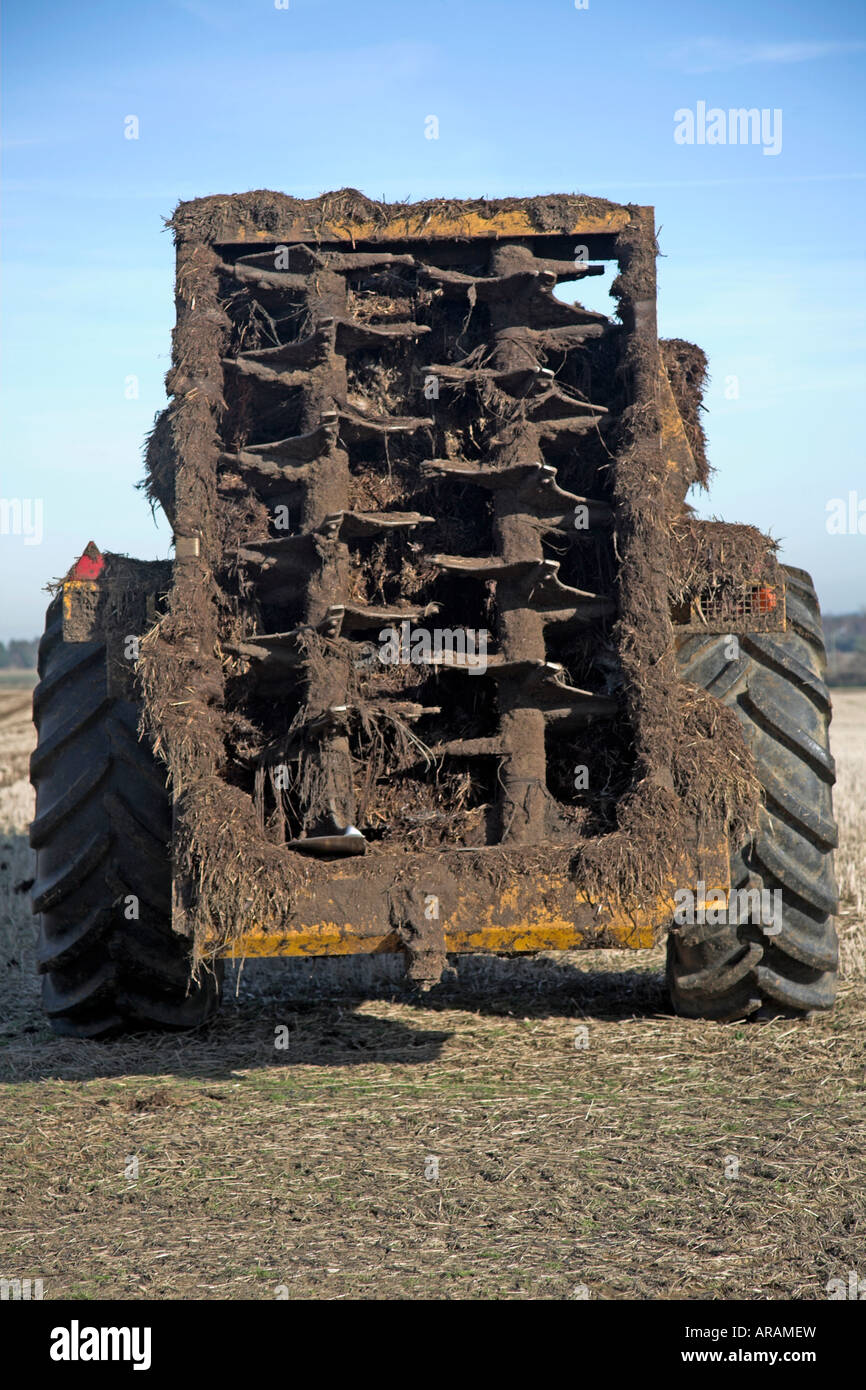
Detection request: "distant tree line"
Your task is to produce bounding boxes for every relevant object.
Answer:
[823,612,866,686]
[824,612,866,654]
[0,638,39,669]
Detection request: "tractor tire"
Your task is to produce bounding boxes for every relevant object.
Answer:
[668,566,839,1021]
[30,597,221,1037]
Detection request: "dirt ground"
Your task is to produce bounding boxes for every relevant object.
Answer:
[1,680,864,1301]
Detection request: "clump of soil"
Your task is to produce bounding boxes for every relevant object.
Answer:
[661,338,710,489]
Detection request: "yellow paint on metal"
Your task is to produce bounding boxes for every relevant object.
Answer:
[222,924,395,961]
[61,579,100,632]
[231,207,632,246]
[218,875,731,960]
[443,916,658,954]
[62,579,95,621]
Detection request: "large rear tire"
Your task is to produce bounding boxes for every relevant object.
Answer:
[668,566,838,1020]
[30,597,221,1037]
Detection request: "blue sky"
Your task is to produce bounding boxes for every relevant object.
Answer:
[1,0,864,640]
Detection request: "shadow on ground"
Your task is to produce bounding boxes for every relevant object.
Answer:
[1,942,671,1084]
[2,766,672,1085]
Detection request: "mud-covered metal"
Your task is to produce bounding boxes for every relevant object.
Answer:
[216,831,731,958]
[137,189,767,970]
[62,549,171,697]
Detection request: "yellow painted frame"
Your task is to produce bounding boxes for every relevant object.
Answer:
[225,207,633,245]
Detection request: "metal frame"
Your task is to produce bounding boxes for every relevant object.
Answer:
[68,196,737,960]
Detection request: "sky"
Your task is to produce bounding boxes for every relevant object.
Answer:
[1,0,864,641]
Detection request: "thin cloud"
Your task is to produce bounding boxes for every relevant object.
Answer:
[169,0,235,30]
[669,37,866,74]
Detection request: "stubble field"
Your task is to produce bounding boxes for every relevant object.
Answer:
[1,682,863,1300]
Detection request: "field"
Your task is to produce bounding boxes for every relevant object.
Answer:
[1,680,863,1301]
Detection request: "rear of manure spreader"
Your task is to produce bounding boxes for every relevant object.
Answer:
[30,190,839,1034]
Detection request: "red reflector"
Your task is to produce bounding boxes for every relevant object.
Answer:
[754,586,778,614]
[70,542,105,581]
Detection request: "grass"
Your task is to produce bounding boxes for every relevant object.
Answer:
[0,689,863,1301]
